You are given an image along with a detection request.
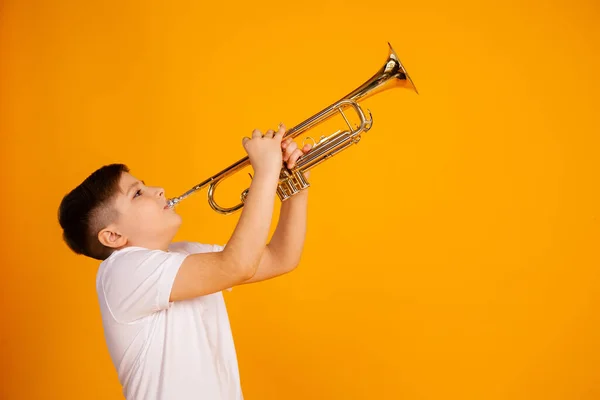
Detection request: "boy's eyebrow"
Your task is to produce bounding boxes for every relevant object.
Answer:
[126,180,146,195]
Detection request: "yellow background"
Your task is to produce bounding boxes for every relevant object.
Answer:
[1,0,599,398]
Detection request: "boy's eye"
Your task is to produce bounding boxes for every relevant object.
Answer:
[134,189,142,198]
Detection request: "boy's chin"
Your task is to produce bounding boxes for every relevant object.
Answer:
[144,217,182,239]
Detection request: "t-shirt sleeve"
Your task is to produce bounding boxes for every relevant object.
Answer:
[212,243,226,252]
[100,248,188,323]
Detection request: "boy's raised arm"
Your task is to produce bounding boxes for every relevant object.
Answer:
[169,125,285,301]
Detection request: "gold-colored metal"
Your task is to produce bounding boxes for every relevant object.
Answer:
[165,42,418,214]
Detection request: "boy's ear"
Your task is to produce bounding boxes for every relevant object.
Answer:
[98,226,127,249]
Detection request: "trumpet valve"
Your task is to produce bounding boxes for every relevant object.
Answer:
[277,170,310,201]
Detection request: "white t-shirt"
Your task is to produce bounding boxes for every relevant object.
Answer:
[95,241,243,400]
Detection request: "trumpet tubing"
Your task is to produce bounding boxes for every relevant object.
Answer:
[166,42,418,214]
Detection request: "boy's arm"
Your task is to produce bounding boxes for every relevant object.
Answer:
[242,187,309,284]
[241,138,313,284]
[170,125,287,302]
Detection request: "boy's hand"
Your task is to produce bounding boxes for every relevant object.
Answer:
[242,124,286,176]
[281,136,313,178]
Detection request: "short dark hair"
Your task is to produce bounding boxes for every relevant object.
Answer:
[58,163,129,261]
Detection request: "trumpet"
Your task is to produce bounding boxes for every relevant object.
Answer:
[165,42,418,214]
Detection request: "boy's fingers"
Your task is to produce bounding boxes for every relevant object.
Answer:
[264,129,275,138]
[275,123,286,139]
[283,141,298,161]
[287,148,304,169]
[242,137,250,146]
[281,137,293,149]
[302,144,312,152]
[252,129,262,139]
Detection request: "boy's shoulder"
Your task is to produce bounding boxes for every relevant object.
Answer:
[99,241,225,269]
[96,241,226,285]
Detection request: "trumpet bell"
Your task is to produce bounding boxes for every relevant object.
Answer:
[342,42,418,104]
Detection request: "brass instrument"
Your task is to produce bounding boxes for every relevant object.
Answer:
[165,42,418,214]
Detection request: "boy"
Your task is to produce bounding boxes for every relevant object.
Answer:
[58,124,313,400]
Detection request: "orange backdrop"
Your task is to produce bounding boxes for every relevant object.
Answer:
[1,0,599,399]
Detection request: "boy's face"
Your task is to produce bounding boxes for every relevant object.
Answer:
[98,172,182,251]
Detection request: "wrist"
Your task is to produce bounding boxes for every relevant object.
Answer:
[286,189,309,203]
[253,167,281,181]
